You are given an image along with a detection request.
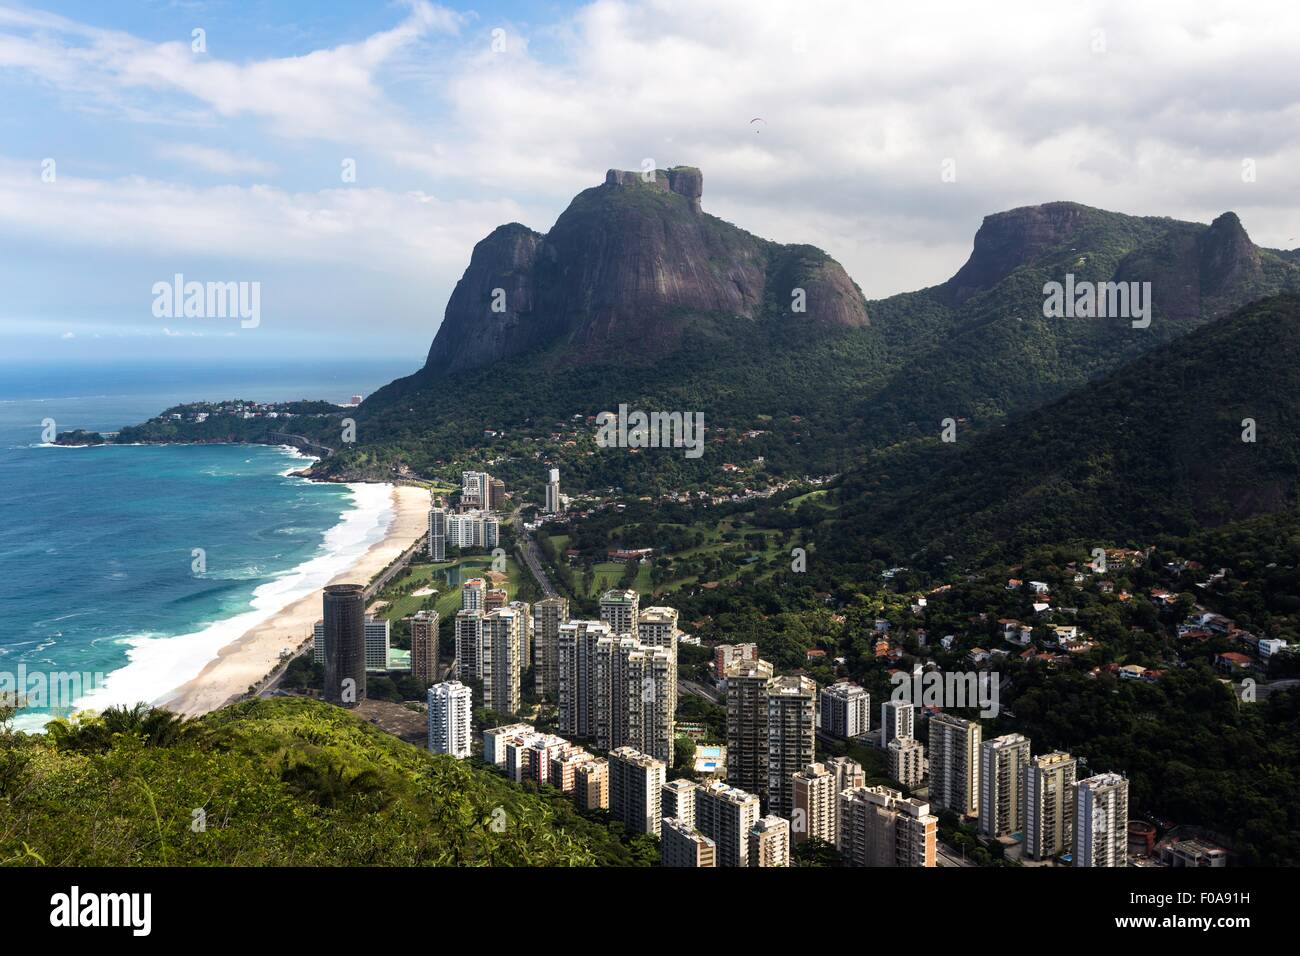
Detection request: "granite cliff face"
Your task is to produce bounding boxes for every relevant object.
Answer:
[423,167,869,373]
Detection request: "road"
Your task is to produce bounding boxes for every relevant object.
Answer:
[681,678,722,705]
[937,842,974,867]
[510,506,558,598]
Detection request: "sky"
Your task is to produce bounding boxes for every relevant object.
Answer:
[1,0,1299,363]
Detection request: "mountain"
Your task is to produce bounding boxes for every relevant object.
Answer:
[857,204,1300,443]
[0,697,650,866]
[424,167,868,374]
[179,171,1297,492]
[821,294,1300,568]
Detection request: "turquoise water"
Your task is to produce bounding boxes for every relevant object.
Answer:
[0,361,413,729]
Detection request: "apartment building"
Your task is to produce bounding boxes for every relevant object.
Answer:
[663,779,698,828]
[661,818,716,867]
[928,713,982,818]
[532,596,570,699]
[880,698,915,747]
[1075,773,1130,868]
[792,763,837,845]
[453,609,482,682]
[819,681,870,738]
[980,733,1031,839]
[749,816,791,867]
[766,674,818,818]
[608,746,666,837]
[427,506,447,561]
[839,786,937,867]
[725,658,775,798]
[887,736,926,790]
[480,607,523,716]
[599,588,640,639]
[695,781,762,868]
[1025,751,1077,861]
[410,609,440,686]
[482,723,534,766]
[426,680,472,758]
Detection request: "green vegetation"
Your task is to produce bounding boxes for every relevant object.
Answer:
[0,698,646,866]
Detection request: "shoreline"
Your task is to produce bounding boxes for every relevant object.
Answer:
[157,482,430,718]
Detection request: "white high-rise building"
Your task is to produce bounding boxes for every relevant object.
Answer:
[558,619,675,764]
[480,607,523,716]
[928,714,982,818]
[427,681,473,758]
[1075,773,1129,867]
[1025,752,1077,861]
[880,699,914,747]
[663,779,698,828]
[545,467,562,514]
[980,733,1031,839]
[888,736,926,789]
[819,681,870,738]
[427,506,447,561]
[791,762,837,845]
[461,471,491,510]
[599,589,640,639]
[446,511,499,549]
[695,781,761,868]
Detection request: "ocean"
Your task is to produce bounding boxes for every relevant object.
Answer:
[0,360,415,731]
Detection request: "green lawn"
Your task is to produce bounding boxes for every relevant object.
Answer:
[375,554,527,622]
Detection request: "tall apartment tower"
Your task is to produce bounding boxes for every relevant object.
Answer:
[1025,752,1077,861]
[480,607,523,716]
[485,588,509,613]
[508,600,532,669]
[599,588,640,639]
[593,634,675,764]
[819,681,870,738]
[979,733,1031,839]
[453,609,482,681]
[839,786,937,867]
[545,467,562,514]
[695,781,762,868]
[725,658,775,799]
[557,620,612,738]
[766,675,818,818]
[638,606,679,719]
[826,756,866,843]
[749,816,791,867]
[427,681,472,758]
[608,746,666,837]
[427,506,447,561]
[928,713,982,818]
[532,596,570,699]
[461,471,490,510]
[489,478,505,510]
[322,584,366,707]
[661,818,716,867]
[888,737,926,790]
[462,577,486,612]
[410,609,440,686]
[880,699,915,747]
[791,762,838,845]
[663,779,698,828]
[1075,773,1129,868]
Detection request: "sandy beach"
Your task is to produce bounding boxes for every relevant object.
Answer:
[160,483,430,717]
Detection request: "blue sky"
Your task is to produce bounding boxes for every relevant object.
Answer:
[2,0,1299,365]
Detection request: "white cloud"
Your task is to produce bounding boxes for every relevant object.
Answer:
[156,144,276,177]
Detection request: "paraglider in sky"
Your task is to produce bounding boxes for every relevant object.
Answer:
[750,117,767,132]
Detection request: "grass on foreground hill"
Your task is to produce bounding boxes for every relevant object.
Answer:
[0,697,648,867]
